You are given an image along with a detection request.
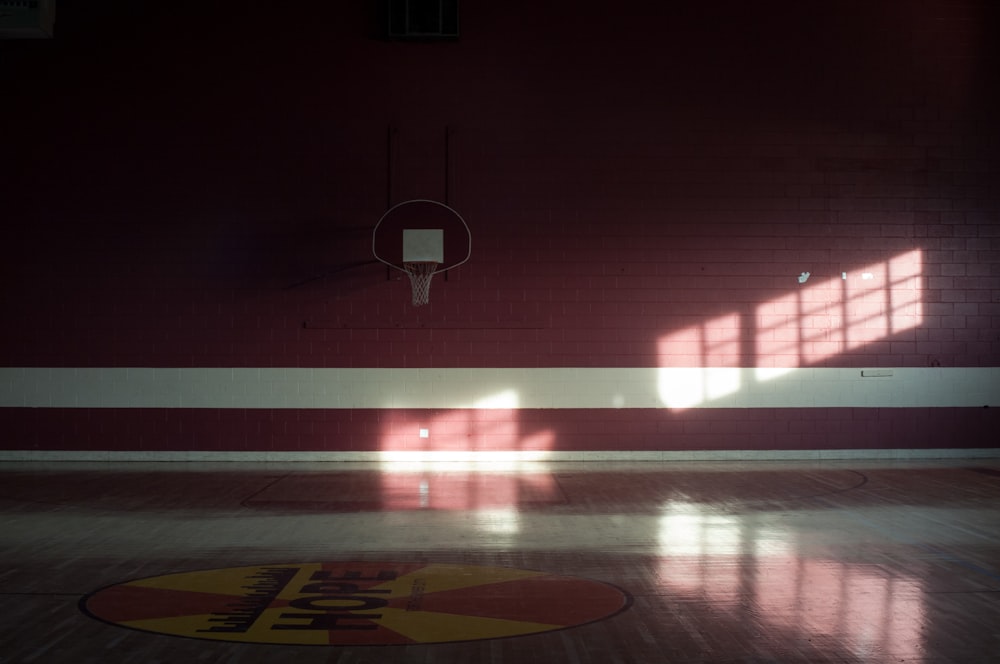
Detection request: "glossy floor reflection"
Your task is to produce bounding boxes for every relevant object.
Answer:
[1,460,999,662]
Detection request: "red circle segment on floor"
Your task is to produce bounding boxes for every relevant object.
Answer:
[81,562,631,645]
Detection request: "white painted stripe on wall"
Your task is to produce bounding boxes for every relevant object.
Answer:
[1,367,998,409]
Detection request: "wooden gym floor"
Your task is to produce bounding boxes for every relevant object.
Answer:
[1,459,998,663]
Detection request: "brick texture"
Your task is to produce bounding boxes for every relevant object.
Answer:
[1,1,997,453]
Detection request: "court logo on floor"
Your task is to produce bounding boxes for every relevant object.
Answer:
[80,562,631,645]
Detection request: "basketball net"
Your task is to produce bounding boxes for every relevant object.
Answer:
[403,261,438,306]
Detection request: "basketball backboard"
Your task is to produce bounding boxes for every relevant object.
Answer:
[372,199,471,306]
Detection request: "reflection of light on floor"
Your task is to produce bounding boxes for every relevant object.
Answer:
[757,557,924,660]
[476,508,521,537]
[656,501,925,660]
[658,503,741,555]
[375,462,560,513]
[657,502,791,557]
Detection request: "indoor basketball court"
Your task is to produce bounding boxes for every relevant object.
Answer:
[2,0,999,662]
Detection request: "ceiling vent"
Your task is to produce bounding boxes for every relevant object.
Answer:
[387,0,458,40]
[0,0,55,38]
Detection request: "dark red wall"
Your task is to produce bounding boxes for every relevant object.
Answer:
[1,1,998,454]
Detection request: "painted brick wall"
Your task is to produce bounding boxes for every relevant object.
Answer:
[1,0,998,457]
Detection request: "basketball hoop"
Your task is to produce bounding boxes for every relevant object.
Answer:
[404,261,438,307]
[372,199,471,307]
